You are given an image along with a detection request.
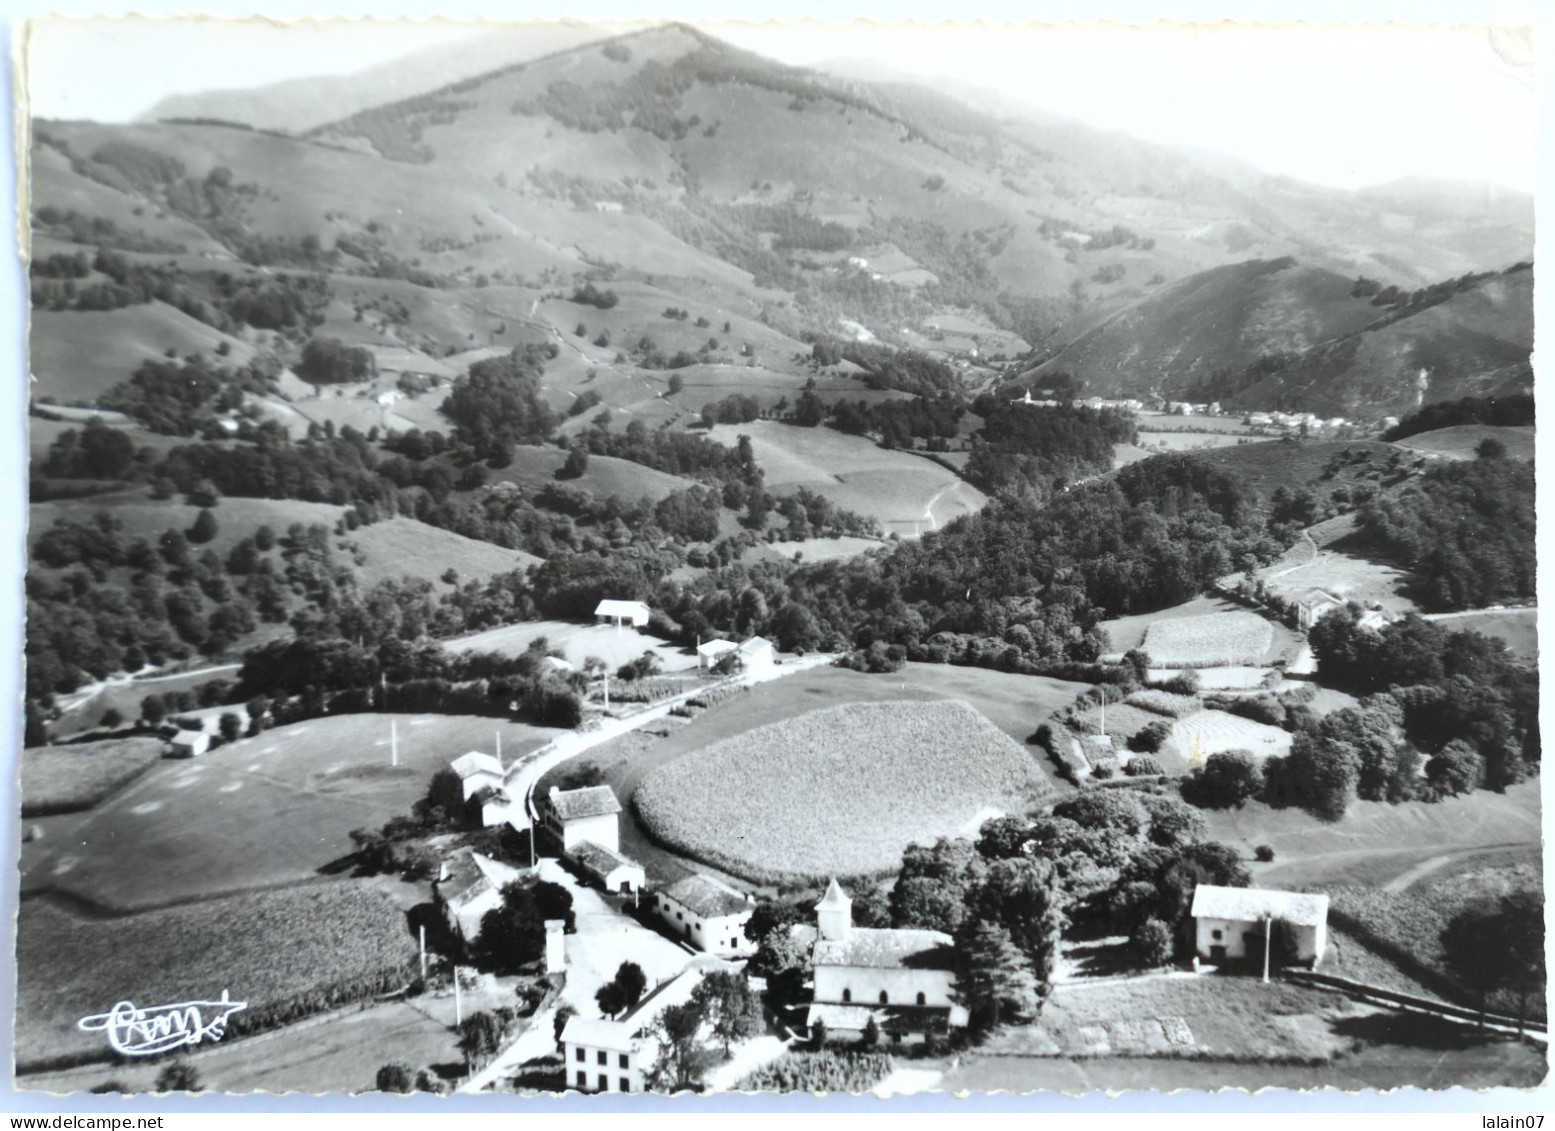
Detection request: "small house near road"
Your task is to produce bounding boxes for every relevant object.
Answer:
[595,600,650,628]
[696,638,738,669]
[450,750,505,801]
[544,785,622,853]
[572,840,646,897]
[1191,884,1329,967]
[738,636,775,675]
[166,729,211,758]
[653,873,755,954]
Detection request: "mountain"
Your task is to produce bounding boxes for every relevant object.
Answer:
[137,22,612,134]
[32,22,1535,417]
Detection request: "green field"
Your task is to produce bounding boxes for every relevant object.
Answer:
[15,880,418,1072]
[20,736,164,816]
[1100,595,1296,662]
[1394,424,1535,462]
[442,618,699,672]
[20,712,561,911]
[1424,608,1538,661]
[1141,610,1274,668]
[477,444,697,503]
[635,699,1052,882]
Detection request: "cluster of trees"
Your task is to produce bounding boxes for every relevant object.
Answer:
[439,346,559,462]
[822,395,964,447]
[570,281,619,309]
[1353,456,1535,610]
[962,404,1136,495]
[99,356,275,436]
[297,336,377,385]
[1382,393,1534,442]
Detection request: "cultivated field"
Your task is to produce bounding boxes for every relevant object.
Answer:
[705,421,987,536]
[634,699,1052,882]
[20,713,561,910]
[15,881,417,1073]
[442,619,699,673]
[19,736,164,817]
[1080,705,1291,775]
[1100,595,1294,659]
[1142,611,1275,668]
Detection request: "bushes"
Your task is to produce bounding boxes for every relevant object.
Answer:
[1132,918,1173,967]
[735,1050,894,1092]
[1128,720,1172,754]
[571,282,619,309]
[1126,755,1164,777]
[1127,690,1201,718]
[1182,750,1264,810]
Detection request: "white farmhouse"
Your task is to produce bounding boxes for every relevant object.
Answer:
[796,879,967,1045]
[434,851,530,945]
[595,599,650,628]
[560,1016,643,1094]
[1191,884,1329,968]
[738,636,775,675]
[1294,588,1344,631]
[654,873,755,954]
[696,638,738,669]
[544,785,622,853]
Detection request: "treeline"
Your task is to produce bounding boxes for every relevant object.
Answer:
[1353,456,1535,610]
[961,404,1136,495]
[1382,393,1535,442]
[823,395,964,447]
[100,356,278,437]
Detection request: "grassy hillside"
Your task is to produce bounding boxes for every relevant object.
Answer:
[1030,257,1382,397]
[1390,424,1535,462]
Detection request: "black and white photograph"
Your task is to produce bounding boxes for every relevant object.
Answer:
[8,11,1544,1102]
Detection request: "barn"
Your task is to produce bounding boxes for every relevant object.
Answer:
[1191,884,1329,968]
[595,599,650,628]
[571,840,646,897]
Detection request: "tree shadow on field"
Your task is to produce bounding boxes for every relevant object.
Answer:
[1331,1010,1505,1051]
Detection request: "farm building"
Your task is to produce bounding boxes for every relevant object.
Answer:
[544,785,622,853]
[697,638,738,669]
[571,840,646,898]
[561,957,741,1094]
[434,851,531,944]
[653,873,755,955]
[1191,884,1330,968]
[166,729,210,758]
[1295,588,1344,630]
[450,750,505,802]
[595,599,650,628]
[795,879,967,1044]
[739,636,775,675]
[560,1015,642,1094]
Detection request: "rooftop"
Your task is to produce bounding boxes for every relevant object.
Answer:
[560,1015,636,1052]
[697,638,738,657]
[816,877,852,911]
[801,925,957,971]
[739,636,773,654]
[571,840,643,879]
[660,873,753,919]
[549,784,622,822]
[595,599,650,617]
[451,750,503,780]
[1191,884,1329,928]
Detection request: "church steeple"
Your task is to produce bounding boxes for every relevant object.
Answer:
[816,877,852,941]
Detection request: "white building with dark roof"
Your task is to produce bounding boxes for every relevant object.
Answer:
[559,1015,642,1094]
[1191,884,1329,967]
[572,840,646,897]
[544,785,622,853]
[797,879,966,1044]
[653,873,755,954]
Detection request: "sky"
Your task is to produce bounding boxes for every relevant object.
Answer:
[23,11,1538,193]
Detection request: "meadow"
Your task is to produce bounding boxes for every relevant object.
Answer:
[20,736,164,817]
[634,699,1050,882]
[1423,608,1538,662]
[1141,611,1275,668]
[20,712,561,910]
[1393,424,1535,462]
[705,421,987,536]
[442,619,699,673]
[15,881,418,1073]
[1079,704,1290,775]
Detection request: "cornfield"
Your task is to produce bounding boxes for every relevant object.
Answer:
[21,737,163,817]
[1125,690,1202,719]
[1143,612,1273,668]
[734,1050,894,1093]
[634,700,1048,883]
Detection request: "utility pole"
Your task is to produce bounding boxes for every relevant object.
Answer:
[390,719,399,768]
[419,924,427,979]
[454,965,463,1027]
[1263,914,1272,984]
[495,730,502,769]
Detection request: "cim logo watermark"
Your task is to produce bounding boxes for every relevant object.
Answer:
[77,990,247,1057]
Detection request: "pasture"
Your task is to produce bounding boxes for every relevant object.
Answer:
[1425,608,1538,662]
[19,713,561,910]
[1141,610,1276,668]
[15,880,417,1073]
[1079,705,1291,775]
[477,444,697,505]
[1394,424,1535,462]
[442,619,698,673]
[634,700,1051,882]
[705,421,987,536]
[1136,432,1266,453]
[19,736,164,816]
